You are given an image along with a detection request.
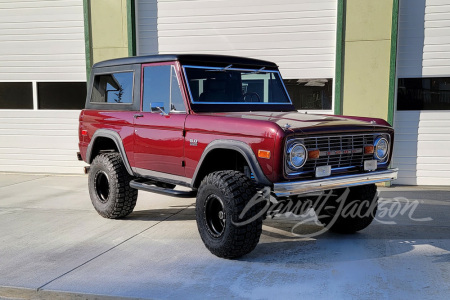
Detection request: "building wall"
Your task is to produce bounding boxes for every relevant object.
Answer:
[392,110,450,186]
[397,0,450,78]
[4,0,446,186]
[0,0,86,81]
[0,111,84,174]
[392,0,450,186]
[138,0,337,81]
[90,0,129,64]
[342,0,394,121]
[136,0,158,55]
[0,0,87,174]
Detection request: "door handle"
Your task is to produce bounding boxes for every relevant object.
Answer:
[134,114,143,119]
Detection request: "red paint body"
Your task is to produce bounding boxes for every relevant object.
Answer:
[79,109,392,184]
[79,58,393,185]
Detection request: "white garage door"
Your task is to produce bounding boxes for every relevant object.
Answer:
[393,0,450,185]
[0,0,87,174]
[136,0,337,80]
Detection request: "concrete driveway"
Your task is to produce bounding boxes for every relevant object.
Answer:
[0,174,449,300]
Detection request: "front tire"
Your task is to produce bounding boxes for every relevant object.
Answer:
[196,171,263,259]
[88,152,138,219]
[314,184,378,233]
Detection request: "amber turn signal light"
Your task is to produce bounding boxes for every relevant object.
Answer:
[364,145,374,154]
[308,149,320,159]
[258,150,271,159]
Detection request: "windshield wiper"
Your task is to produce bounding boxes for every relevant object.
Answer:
[206,64,233,72]
[248,67,266,74]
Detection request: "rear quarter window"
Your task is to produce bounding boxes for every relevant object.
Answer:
[91,72,134,104]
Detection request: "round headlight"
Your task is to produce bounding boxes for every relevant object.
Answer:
[288,143,307,169]
[374,137,389,160]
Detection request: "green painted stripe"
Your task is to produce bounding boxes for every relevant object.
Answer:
[83,0,92,82]
[127,0,136,57]
[334,0,345,115]
[387,0,399,125]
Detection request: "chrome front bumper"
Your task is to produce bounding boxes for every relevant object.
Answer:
[273,168,398,197]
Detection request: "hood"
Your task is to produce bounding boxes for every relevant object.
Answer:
[200,111,388,134]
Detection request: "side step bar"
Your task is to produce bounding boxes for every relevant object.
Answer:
[130,180,197,198]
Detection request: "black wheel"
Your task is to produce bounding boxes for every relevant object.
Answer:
[314,184,378,233]
[88,152,138,219]
[196,171,263,259]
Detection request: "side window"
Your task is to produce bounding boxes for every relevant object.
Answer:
[142,65,185,113]
[91,72,134,104]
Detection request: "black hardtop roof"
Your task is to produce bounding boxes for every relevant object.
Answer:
[92,54,278,69]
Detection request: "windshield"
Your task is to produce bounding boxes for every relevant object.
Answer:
[183,66,291,104]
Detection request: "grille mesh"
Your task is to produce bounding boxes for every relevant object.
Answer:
[300,134,374,172]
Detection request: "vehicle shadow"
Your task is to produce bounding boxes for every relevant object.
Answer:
[125,201,449,263]
[127,206,196,221]
[241,217,450,264]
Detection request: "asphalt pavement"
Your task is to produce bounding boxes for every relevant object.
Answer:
[0,173,449,300]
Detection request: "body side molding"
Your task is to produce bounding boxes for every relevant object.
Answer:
[132,167,192,187]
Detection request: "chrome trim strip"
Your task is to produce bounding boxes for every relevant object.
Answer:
[273,168,398,197]
[133,167,192,186]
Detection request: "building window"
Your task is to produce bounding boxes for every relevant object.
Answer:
[398,77,450,110]
[91,72,134,104]
[284,79,333,110]
[38,82,87,109]
[0,82,33,109]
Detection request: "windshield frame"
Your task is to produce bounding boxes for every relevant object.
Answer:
[182,65,293,106]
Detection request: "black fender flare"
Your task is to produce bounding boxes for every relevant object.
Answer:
[86,129,134,176]
[191,139,272,187]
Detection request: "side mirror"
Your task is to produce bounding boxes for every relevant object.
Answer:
[150,102,168,116]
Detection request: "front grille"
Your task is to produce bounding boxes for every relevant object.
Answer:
[301,134,374,173]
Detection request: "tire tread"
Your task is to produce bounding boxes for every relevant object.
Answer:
[89,152,137,219]
[197,170,263,259]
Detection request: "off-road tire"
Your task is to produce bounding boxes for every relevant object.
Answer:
[314,184,378,233]
[196,171,263,259]
[88,152,138,219]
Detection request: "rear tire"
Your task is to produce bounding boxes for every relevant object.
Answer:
[196,171,263,259]
[314,184,378,233]
[88,152,138,219]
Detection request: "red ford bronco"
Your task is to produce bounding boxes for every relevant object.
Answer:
[78,54,398,258]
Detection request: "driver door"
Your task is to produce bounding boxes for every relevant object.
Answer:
[133,62,187,178]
